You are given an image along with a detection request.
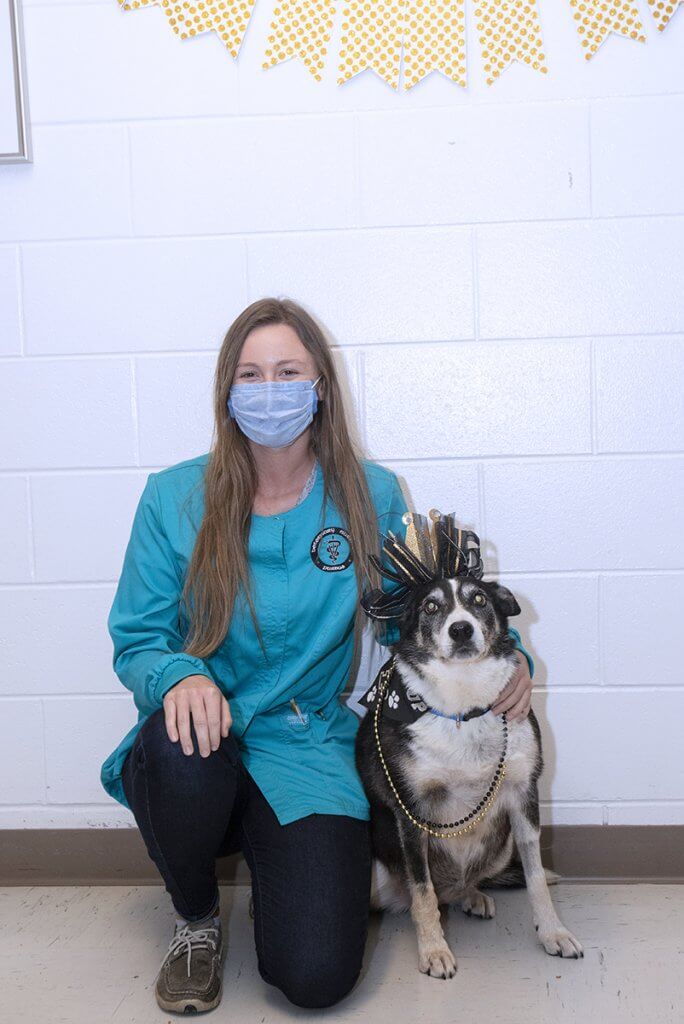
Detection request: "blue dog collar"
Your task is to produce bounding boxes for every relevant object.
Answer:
[428,704,492,728]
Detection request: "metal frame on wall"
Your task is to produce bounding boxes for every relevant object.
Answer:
[1,0,32,163]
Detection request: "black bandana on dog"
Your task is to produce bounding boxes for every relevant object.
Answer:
[358,657,492,726]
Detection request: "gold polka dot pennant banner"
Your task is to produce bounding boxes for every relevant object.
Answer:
[647,0,683,31]
[118,0,257,59]
[568,0,646,59]
[263,1,337,81]
[473,0,548,86]
[116,0,682,86]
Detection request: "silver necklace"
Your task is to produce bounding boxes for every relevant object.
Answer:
[294,457,318,507]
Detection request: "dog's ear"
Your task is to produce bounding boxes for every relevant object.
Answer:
[486,582,521,619]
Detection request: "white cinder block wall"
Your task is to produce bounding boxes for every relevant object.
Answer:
[1,3,683,829]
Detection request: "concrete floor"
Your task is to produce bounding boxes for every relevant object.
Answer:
[2,883,682,1023]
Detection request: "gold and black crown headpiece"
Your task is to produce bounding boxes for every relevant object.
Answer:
[361,509,484,621]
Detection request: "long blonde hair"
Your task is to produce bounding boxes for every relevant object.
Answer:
[179,297,386,680]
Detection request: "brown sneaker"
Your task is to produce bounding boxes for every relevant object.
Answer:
[154,916,224,1015]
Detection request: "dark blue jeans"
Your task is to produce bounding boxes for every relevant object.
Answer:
[121,706,372,1008]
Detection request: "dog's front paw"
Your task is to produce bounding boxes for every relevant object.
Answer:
[537,924,584,959]
[418,943,458,979]
[461,890,496,919]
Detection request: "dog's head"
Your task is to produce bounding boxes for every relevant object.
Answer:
[394,574,520,659]
[367,573,522,712]
[361,518,523,709]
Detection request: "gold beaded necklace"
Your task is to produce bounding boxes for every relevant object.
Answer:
[372,657,508,839]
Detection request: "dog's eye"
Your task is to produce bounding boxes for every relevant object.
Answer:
[424,600,439,615]
[473,593,486,606]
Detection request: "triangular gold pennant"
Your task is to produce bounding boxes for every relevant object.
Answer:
[568,0,646,59]
[119,0,258,59]
[403,0,467,89]
[337,0,407,89]
[646,0,683,31]
[474,0,548,86]
[263,0,337,81]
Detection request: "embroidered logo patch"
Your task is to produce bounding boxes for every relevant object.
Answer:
[310,526,354,572]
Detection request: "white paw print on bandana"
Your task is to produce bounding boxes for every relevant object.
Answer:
[387,690,400,709]
[366,685,377,704]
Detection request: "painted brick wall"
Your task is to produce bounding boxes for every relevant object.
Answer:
[1,2,682,828]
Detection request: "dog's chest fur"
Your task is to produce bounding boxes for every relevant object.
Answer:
[396,677,537,886]
[404,712,534,811]
[396,656,534,795]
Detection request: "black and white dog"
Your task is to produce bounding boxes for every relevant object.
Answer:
[355,571,584,979]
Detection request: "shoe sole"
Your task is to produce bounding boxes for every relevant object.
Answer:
[155,977,222,1015]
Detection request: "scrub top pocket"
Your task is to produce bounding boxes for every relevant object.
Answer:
[283,707,311,731]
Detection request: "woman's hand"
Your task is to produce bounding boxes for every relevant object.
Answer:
[490,651,533,722]
[163,675,232,757]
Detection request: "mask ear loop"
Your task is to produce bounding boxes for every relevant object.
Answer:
[311,374,323,413]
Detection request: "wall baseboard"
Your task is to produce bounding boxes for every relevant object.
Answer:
[0,825,682,885]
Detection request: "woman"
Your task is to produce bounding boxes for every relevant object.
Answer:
[100,297,535,1014]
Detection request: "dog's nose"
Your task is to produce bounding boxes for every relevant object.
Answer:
[448,620,474,644]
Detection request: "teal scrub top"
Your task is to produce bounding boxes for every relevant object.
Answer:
[100,453,534,825]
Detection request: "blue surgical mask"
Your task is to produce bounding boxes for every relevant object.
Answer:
[227,375,322,448]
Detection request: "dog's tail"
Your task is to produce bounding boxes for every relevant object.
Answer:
[480,854,563,889]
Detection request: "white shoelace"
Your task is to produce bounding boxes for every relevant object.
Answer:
[166,924,220,977]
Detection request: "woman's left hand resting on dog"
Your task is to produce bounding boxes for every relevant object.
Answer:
[489,650,533,721]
